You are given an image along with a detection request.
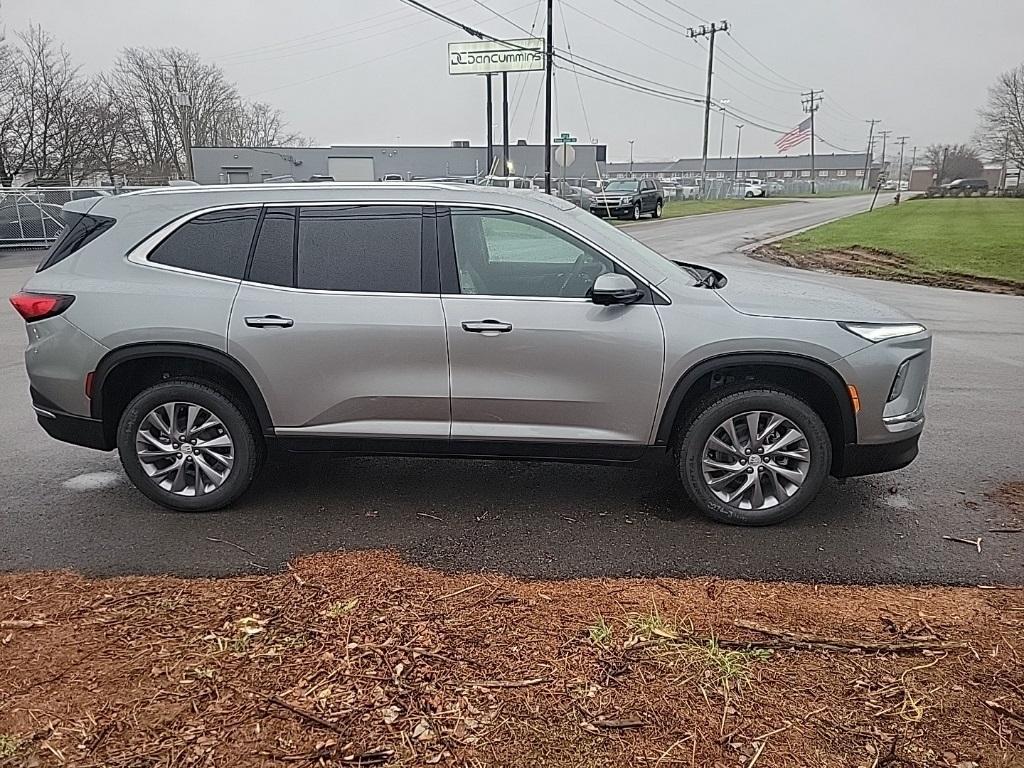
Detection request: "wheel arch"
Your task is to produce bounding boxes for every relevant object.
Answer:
[90,343,273,446]
[655,352,857,468]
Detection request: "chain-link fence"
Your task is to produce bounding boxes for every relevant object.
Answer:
[0,187,145,247]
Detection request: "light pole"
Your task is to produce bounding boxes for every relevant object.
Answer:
[717,98,730,158]
[628,139,635,176]
[733,124,743,197]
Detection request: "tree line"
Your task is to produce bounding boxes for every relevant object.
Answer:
[922,63,1024,186]
[0,25,311,187]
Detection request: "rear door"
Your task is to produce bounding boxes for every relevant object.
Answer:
[227,204,449,439]
[640,180,657,212]
[439,206,664,453]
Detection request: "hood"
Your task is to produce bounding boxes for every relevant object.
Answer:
[712,264,913,322]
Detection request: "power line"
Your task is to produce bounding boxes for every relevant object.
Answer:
[655,0,708,24]
[723,31,808,91]
[607,0,691,35]
[556,0,594,143]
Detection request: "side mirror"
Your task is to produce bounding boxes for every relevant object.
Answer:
[592,273,642,305]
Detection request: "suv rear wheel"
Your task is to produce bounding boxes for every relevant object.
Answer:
[653,199,663,218]
[675,388,831,525]
[116,380,262,512]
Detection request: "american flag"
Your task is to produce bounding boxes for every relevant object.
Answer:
[775,117,812,152]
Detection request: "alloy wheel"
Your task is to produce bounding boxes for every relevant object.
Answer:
[135,401,235,497]
[700,410,811,510]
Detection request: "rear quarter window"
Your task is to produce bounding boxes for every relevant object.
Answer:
[36,211,116,272]
[148,208,260,279]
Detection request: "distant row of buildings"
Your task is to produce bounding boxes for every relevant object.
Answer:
[190,142,884,187]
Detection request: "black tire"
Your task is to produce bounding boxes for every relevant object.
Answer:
[744,191,754,198]
[631,202,641,220]
[675,387,832,526]
[652,199,663,218]
[117,379,263,512]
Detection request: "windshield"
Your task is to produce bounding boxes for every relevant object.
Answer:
[603,180,639,193]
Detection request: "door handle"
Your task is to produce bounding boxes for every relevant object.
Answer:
[245,315,294,328]
[462,319,513,335]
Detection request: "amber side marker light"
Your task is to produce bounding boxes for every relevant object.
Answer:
[847,385,862,414]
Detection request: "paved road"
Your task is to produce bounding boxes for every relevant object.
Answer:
[1,195,1022,584]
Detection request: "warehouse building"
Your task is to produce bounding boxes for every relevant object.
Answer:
[191,141,607,184]
[600,153,881,187]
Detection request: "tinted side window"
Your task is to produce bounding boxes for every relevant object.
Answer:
[248,207,295,287]
[149,208,259,278]
[297,205,421,292]
[37,211,116,272]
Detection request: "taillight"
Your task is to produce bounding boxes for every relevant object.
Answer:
[9,292,75,322]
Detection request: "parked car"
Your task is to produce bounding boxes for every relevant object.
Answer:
[554,180,594,208]
[381,174,404,182]
[11,183,931,525]
[740,178,767,198]
[479,175,538,190]
[941,178,989,196]
[590,178,664,219]
[766,179,785,195]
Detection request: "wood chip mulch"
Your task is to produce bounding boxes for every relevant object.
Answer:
[1,550,1022,767]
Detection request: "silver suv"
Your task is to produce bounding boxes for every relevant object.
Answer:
[11,184,931,525]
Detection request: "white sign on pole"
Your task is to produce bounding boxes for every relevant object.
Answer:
[553,144,575,167]
[448,38,545,75]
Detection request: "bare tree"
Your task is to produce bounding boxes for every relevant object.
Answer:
[216,100,310,147]
[107,47,309,181]
[13,25,90,184]
[0,35,21,185]
[976,63,1024,172]
[922,143,983,185]
[82,75,130,184]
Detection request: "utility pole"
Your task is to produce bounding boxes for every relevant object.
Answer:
[486,74,493,176]
[686,20,729,199]
[501,72,510,176]
[860,119,879,190]
[543,0,553,194]
[628,139,635,176]
[1000,131,1011,190]
[877,129,892,183]
[894,135,908,203]
[801,89,823,194]
[172,60,193,181]
[717,98,730,158]
[733,124,743,196]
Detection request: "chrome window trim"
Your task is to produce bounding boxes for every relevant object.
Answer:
[127,197,670,303]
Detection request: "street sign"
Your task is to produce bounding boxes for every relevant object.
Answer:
[448,38,545,75]
[554,133,577,144]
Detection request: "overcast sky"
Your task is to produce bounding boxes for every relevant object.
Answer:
[4,0,1023,163]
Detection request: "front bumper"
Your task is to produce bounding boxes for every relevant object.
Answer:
[834,434,920,478]
[590,204,633,217]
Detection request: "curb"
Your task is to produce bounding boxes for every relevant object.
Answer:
[617,199,803,229]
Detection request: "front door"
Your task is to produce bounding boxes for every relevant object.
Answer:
[440,207,664,453]
[228,204,449,439]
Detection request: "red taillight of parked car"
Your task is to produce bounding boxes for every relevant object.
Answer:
[9,292,75,322]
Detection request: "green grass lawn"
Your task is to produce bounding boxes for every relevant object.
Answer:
[783,198,1024,282]
[659,198,790,219]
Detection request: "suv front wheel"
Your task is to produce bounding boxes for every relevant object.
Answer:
[676,388,831,525]
[117,380,262,512]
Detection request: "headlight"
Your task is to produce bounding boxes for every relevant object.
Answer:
[838,322,926,342]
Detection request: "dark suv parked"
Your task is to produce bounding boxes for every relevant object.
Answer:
[939,178,989,197]
[590,179,664,220]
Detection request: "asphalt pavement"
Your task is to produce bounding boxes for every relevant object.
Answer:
[1,194,1021,584]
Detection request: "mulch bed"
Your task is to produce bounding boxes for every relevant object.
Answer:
[1,551,1022,767]
[750,245,1024,296]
